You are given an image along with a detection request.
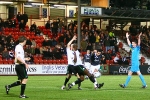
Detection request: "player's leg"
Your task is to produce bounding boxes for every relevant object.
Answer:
[84,68,104,89]
[67,65,84,90]
[19,64,29,98]
[5,65,21,94]
[119,70,133,88]
[62,74,71,90]
[68,73,84,90]
[84,62,91,79]
[137,71,147,88]
[61,65,72,90]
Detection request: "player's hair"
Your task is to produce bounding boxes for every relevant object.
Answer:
[132,39,138,44]
[72,43,77,50]
[18,36,27,43]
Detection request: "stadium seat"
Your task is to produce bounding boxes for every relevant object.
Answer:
[109,60,114,65]
[64,60,68,64]
[62,55,67,60]
[60,59,65,64]
[47,60,52,64]
[0,59,3,64]
[34,59,39,64]
[43,60,48,64]
[8,59,13,64]
[3,60,8,64]
[52,60,57,64]
[106,60,109,65]
[39,59,43,64]
[56,60,61,64]
[140,57,146,65]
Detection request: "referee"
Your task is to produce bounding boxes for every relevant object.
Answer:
[5,36,30,98]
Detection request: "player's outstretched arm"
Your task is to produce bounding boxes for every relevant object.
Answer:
[67,35,77,48]
[138,32,142,46]
[126,32,131,46]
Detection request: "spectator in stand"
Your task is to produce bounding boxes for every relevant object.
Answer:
[35,27,42,35]
[34,45,41,55]
[6,33,13,43]
[58,19,64,33]
[26,37,32,47]
[27,53,34,64]
[40,46,46,54]
[0,44,4,55]
[43,48,51,59]
[31,39,36,48]
[86,43,92,51]
[53,45,62,59]
[103,50,112,60]
[58,34,65,46]
[122,54,129,65]
[88,32,96,50]
[17,12,22,24]
[11,19,16,28]
[52,20,58,36]
[42,37,50,47]
[85,31,89,42]
[101,55,106,64]
[19,20,25,32]
[45,20,50,29]
[65,32,72,44]
[110,37,116,53]
[3,19,9,28]
[104,37,110,52]
[0,19,4,32]
[7,39,15,50]
[9,49,15,59]
[30,22,37,32]
[30,45,35,55]
[113,54,122,64]
[3,40,9,48]
[22,12,28,25]
[51,38,57,47]
[24,45,31,54]
[95,32,100,50]
[81,38,88,52]
[8,19,12,28]
[2,47,9,59]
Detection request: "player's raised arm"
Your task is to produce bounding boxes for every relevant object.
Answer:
[138,32,142,46]
[126,32,131,46]
[67,35,77,48]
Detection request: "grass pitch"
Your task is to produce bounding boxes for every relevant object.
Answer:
[0,75,150,100]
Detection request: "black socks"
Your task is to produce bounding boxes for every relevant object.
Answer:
[20,84,26,95]
[9,81,21,88]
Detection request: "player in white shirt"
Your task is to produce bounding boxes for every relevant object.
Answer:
[61,36,81,90]
[5,36,30,98]
[67,45,104,90]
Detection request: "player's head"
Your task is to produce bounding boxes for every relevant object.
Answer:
[87,50,90,54]
[96,49,101,56]
[132,40,138,47]
[71,43,77,51]
[18,36,27,46]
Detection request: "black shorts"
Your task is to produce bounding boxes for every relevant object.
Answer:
[74,65,86,76]
[15,64,28,80]
[66,65,77,75]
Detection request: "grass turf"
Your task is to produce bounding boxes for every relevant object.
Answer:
[0,75,150,100]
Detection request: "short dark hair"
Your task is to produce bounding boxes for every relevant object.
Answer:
[132,39,138,44]
[18,36,27,43]
[72,43,77,50]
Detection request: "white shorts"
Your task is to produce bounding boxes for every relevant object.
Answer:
[84,62,91,70]
[90,64,100,74]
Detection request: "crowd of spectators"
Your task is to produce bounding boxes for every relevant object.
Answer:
[0,14,124,64]
[128,25,150,56]
[110,0,150,10]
